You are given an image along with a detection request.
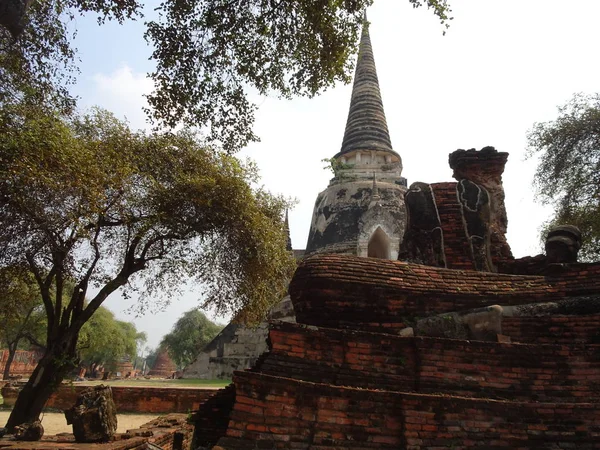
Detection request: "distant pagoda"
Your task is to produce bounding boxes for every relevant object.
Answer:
[148,347,177,378]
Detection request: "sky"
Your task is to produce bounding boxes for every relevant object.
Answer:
[69,0,600,349]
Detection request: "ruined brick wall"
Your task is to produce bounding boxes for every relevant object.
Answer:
[503,314,600,344]
[2,385,219,413]
[192,383,236,448]
[218,371,406,449]
[401,147,513,272]
[449,147,513,265]
[47,386,218,413]
[0,350,41,377]
[430,182,474,270]
[260,322,600,403]
[217,371,600,449]
[196,253,600,449]
[290,254,600,333]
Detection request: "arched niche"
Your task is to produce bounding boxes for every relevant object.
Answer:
[368,227,391,259]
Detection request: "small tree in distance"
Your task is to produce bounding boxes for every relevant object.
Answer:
[527,93,600,260]
[78,306,146,374]
[161,309,223,370]
[0,266,46,380]
[0,103,295,431]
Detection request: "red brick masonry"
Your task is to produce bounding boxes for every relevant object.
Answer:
[290,254,600,332]
[218,371,600,449]
[2,385,219,413]
[203,254,600,449]
[0,350,41,377]
[261,322,600,403]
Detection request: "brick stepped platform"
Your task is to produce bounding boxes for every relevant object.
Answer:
[258,322,600,403]
[290,254,600,332]
[503,314,600,344]
[192,384,236,448]
[217,372,600,449]
[200,254,600,449]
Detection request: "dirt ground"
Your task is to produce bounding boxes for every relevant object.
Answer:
[0,411,158,435]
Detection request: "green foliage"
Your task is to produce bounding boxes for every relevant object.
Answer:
[0,102,296,356]
[1,1,452,151]
[321,157,355,178]
[0,266,46,379]
[161,309,223,369]
[527,93,600,260]
[0,0,142,112]
[78,306,146,371]
[0,266,46,349]
[144,0,452,152]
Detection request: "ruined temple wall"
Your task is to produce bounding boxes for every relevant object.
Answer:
[449,147,513,265]
[217,371,600,449]
[182,296,296,380]
[401,147,514,272]
[260,322,600,403]
[503,314,600,344]
[429,182,474,270]
[1,384,219,413]
[0,350,41,377]
[182,323,269,380]
[290,254,600,333]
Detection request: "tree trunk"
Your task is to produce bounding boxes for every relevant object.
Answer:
[2,343,17,381]
[4,336,78,432]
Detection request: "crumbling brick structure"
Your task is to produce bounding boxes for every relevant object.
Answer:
[189,17,600,449]
[202,254,600,449]
[190,142,600,448]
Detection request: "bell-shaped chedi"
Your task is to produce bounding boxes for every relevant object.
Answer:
[147,347,177,378]
[305,17,407,258]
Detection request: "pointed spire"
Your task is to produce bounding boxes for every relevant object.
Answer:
[284,209,292,251]
[335,16,398,159]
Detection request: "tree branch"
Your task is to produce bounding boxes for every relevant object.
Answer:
[25,252,55,332]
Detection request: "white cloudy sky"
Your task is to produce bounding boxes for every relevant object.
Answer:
[70,0,600,348]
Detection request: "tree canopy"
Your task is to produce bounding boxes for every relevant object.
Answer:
[161,309,223,369]
[527,93,600,260]
[145,0,452,150]
[1,102,295,429]
[0,0,141,112]
[0,0,452,151]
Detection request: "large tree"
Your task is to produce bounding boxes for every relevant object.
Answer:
[161,309,223,369]
[0,266,46,380]
[0,103,295,430]
[527,93,600,260]
[1,0,452,151]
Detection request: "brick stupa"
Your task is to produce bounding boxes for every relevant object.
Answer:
[147,347,177,378]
